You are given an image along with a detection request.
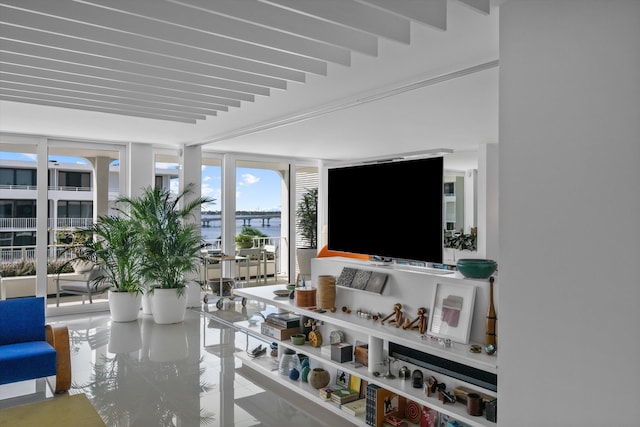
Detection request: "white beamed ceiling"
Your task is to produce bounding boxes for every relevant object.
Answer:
[0,0,498,165]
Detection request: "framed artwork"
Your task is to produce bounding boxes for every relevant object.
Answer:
[336,369,351,388]
[428,282,476,344]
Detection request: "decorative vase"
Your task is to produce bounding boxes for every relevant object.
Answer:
[301,365,310,382]
[278,348,300,376]
[308,367,330,389]
[289,368,300,381]
[316,275,336,309]
[486,276,497,347]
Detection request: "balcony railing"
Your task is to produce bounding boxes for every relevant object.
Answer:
[48,186,92,192]
[0,244,74,263]
[0,185,91,192]
[0,218,94,230]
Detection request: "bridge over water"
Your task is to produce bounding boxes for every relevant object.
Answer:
[202,213,280,227]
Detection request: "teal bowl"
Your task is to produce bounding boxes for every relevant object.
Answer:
[456,259,497,279]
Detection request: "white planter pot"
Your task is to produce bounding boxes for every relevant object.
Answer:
[141,290,154,315]
[185,281,201,308]
[296,247,317,281]
[108,290,142,322]
[108,320,142,354]
[151,288,187,324]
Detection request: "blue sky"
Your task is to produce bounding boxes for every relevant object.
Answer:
[1,152,282,211]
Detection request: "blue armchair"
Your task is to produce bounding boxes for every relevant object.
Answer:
[0,297,71,393]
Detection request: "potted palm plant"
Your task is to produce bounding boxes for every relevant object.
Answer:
[59,215,143,322]
[118,184,212,324]
[296,187,318,283]
[235,225,268,249]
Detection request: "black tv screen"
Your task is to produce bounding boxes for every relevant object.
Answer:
[327,156,443,264]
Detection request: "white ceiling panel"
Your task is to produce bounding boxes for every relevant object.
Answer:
[0,0,499,163]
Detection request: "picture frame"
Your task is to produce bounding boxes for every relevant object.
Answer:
[428,282,476,344]
[336,369,351,388]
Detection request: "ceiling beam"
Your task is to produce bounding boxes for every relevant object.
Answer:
[455,0,490,15]
[1,26,293,87]
[0,64,251,105]
[81,0,352,65]
[261,0,411,44]
[0,0,328,74]
[0,81,222,116]
[0,41,280,94]
[0,72,233,111]
[356,0,448,31]
[1,53,267,98]
[0,93,201,123]
[171,0,379,56]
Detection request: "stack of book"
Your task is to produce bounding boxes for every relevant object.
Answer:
[331,388,360,405]
[318,386,339,401]
[341,398,367,416]
[260,312,301,340]
[265,312,300,328]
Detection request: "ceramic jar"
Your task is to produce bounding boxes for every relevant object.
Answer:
[308,367,330,389]
[278,348,300,376]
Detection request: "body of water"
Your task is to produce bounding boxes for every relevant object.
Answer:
[200,218,282,244]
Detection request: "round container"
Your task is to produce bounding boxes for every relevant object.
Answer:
[278,348,300,376]
[316,275,336,309]
[291,334,306,345]
[456,259,497,279]
[308,368,330,389]
[289,368,300,381]
[295,288,316,307]
[466,393,484,416]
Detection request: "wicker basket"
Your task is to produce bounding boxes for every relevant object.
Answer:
[295,288,316,307]
[207,278,235,296]
[316,275,336,309]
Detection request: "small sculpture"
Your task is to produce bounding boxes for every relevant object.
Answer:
[402,307,428,334]
[380,303,403,328]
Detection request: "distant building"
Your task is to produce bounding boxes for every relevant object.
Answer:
[0,158,178,251]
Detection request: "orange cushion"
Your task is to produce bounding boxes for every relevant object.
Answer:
[316,245,370,260]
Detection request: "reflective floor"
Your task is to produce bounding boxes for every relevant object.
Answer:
[0,300,347,427]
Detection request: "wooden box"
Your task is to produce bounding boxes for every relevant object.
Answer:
[260,322,300,341]
[354,343,369,366]
[331,342,353,363]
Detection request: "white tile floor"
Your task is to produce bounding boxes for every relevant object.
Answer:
[0,300,350,427]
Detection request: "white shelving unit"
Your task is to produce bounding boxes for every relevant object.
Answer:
[234,272,498,427]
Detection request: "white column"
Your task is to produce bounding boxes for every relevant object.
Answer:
[180,145,202,307]
[499,1,640,424]
[221,154,236,277]
[127,142,154,198]
[477,143,498,261]
[36,139,48,297]
[90,156,111,218]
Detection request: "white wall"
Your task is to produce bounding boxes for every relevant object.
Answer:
[499,1,640,425]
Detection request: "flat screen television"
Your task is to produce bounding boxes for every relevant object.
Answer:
[327,156,443,264]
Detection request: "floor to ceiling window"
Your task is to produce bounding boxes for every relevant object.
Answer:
[44,142,123,314]
[0,145,39,301]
